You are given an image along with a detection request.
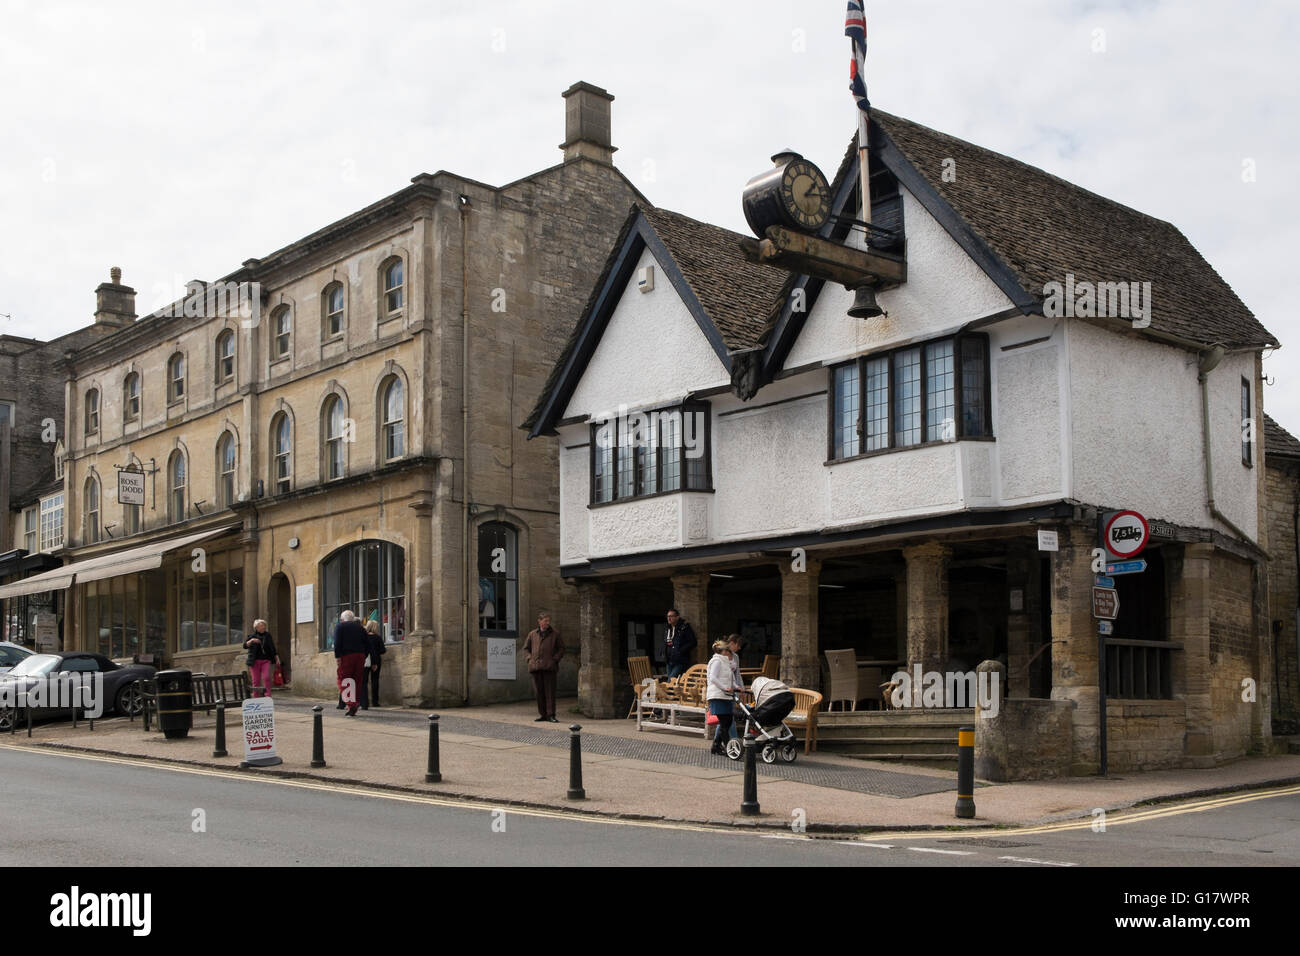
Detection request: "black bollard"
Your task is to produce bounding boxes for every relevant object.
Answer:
[213,699,228,758]
[26,704,32,738]
[566,724,585,800]
[425,714,442,783]
[741,733,760,816]
[955,725,976,819]
[310,704,326,768]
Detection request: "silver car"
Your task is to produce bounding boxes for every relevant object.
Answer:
[0,642,34,675]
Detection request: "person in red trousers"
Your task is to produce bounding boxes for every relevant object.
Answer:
[333,610,369,716]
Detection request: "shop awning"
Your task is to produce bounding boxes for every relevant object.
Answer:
[0,525,240,599]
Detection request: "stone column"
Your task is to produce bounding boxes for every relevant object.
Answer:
[779,558,820,689]
[903,543,949,675]
[241,532,260,631]
[1168,543,1213,765]
[577,580,617,718]
[669,571,709,666]
[1005,545,1033,698]
[1049,525,1101,774]
[407,495,434,635]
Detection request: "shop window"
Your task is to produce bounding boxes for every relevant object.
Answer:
[478,522,517,635]
[176,548,244,651]
[320,540,406,649]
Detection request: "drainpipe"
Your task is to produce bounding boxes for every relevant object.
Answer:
[460,194,472,704]
[1198,347,1254,543]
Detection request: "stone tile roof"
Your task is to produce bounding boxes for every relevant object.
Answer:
[1265,413,1300,460]
[870,111,1278,350]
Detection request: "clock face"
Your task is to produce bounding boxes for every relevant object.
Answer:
[780,160,831,231]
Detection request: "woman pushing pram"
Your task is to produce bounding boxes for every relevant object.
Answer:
[725,673,800,764]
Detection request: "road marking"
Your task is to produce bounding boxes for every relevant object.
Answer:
[997,855,1076,867]
[835,841,895,849]
[907,847,973,856]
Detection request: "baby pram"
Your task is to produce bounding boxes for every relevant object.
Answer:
[724,690,799,763]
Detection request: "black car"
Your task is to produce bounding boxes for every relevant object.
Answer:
[0,652,156,731]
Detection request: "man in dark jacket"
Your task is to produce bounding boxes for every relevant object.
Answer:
[333,610,369,716]
[664,608,696,678]
[523,612,564,722]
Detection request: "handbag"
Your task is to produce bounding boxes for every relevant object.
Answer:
[273,665,285,687]
[705,711,719,726]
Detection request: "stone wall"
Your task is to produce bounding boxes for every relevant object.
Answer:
[1265,461,1300,722]
[1209,551,1261,760]
[974,697,1074,781]
[1105,699,1187,772]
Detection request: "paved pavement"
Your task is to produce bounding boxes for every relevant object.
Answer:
[8,692,1300,832]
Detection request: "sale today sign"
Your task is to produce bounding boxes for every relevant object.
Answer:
[241,698,282,768]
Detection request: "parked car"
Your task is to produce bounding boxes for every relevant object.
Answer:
[0,641,35,675]
[0,652,155,731]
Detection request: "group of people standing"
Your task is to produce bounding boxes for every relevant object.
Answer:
[333,610,387,715]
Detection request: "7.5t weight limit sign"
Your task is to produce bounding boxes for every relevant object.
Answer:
[1103,510,1149,559]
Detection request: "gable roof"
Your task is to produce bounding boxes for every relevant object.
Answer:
[527,110,1279,438]
[522,203,791,436]
[871,111,1278,351]
[1265,413,1300,461]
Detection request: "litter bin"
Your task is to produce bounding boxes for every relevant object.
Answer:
[154,669,193,740]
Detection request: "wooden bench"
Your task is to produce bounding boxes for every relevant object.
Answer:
[636,664,711,736]
[134,673,251,731]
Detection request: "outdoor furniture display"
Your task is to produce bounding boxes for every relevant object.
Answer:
[626,656,654,717]
[857,666,884,710]
[784,689,823,753]
[635,663,710,736]
[760,654,781,679]
[824,648,859,711]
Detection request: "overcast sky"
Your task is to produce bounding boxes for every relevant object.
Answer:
[2,0,1297,433]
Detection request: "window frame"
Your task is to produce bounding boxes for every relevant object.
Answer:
[827,332,992,463]
[0,400,14,427]
[39,493,64,552]
[272,306,292,360]
[217,432,236,507]
[381,377,405,463]
[271,413,292,495]
[588,400,713,506]
[381,258,404,318]
[477,523,518,637]
[168,451,187,523]
[324,396,345,481]
[84,476,100,544]
[319,540,406,649]
[168,353,186,404]
[216,330,236,385]
[123,373,140,424]
[23,506,38,552]
[322,283,345,340]
[84,388,99,436]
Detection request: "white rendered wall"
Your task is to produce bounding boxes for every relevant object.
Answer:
[1068,321,1257,540]
[782,184,1015,372]
[562,246,730,421]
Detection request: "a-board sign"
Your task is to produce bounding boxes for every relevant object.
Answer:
[1103,510,1149,559]
[1092,587,1120,621]
[241,698,282,767]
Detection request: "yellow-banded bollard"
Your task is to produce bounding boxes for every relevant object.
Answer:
[955,725,975,819]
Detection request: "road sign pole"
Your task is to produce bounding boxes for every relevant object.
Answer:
[1098,627,1108,777]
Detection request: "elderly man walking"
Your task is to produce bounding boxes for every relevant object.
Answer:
[523,612,564,722]
[333,610,369,717]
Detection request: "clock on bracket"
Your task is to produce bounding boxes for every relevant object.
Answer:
[743,151,833,236]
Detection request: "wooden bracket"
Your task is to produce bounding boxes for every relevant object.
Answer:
[739,226,905,288]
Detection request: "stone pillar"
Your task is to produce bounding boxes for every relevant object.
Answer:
[577,580,617,718]
[893,569,908,662]
[241,532,260,630]
[903,543,949,675]
[408,495,434,634]
[779,558,820,689]
[1169,542,1213,765]
[1005,546,1033,697]
[669,571,709,666]
[1049,526,1101,774]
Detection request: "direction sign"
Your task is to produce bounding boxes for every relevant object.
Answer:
[1092,586,1120,620]
[1098,620,1114,636]
[1103,510,1150,558]
[1095,575,1116,588]
[1104,560,1147,576]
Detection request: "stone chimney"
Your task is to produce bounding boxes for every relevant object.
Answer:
[560,81,616,165]
[94,266,137,327]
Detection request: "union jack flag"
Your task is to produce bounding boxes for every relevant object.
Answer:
[845,1,870,121]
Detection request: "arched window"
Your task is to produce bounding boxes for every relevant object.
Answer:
[123,460,143,535]
[217,432,236,507]
[320,540,406,649]
[123,373,140,424]
[324,396,345,480]
[168,450,187,523]
[478,522,518,635]
[322,283,344,339]
[272,305,292,359]
[84,389,99,435]
[271,412,292,495]
[84,476,100,544]
[216,330,235,384]
[381,258,404,316]
[168,353,186,403]
[382,377,404,462]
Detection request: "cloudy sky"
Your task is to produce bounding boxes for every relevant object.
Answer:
[2,0,1297,432]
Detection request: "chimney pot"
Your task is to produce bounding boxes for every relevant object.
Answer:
[110,266,121,284]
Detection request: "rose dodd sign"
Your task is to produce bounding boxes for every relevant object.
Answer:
[240,698,282,767]
[1103,510,1149,559]
[118,469,145,506]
